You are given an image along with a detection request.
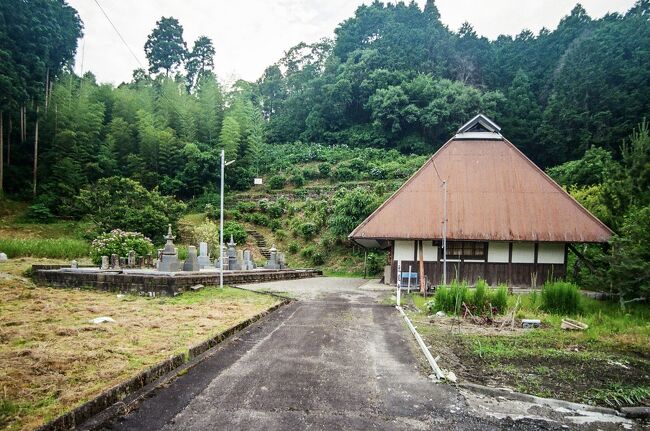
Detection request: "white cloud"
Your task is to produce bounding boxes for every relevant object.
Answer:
[68,0,637,85]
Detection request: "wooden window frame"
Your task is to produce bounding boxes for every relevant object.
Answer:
[444,241,487,261]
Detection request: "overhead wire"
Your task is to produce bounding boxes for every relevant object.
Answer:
[92,0,189,122]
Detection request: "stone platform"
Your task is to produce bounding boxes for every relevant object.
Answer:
[32,266,322,296]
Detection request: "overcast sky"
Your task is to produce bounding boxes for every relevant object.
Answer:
[68,0,637,85]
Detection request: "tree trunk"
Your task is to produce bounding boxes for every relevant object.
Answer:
[33,105,39,197]
[0,111,3,193]
[20,105,24,143]
[6,117,11,165]
[45,68,50,111]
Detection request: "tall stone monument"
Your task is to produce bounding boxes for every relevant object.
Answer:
[227,236,240,270]
[265,244,280,269]
[158,224,181,272]
[183,245,199,272]
[197,242,212,269]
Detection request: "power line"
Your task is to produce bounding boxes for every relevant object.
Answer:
[92,0,189,121]
[93,0,145,69]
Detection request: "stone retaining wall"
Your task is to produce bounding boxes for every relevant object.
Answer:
[33,268,322,296]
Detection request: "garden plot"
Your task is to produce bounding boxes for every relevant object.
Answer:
[0,259,280,431]
[404,283,650,410]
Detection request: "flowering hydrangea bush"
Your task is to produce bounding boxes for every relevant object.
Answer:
[90,229,154,264]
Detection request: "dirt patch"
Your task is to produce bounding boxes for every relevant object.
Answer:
[0,259,280,431]
[413,313,650,408]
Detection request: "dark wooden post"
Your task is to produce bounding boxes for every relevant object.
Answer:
[418,240,425,295]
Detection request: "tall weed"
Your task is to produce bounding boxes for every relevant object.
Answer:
[541,281,581,315]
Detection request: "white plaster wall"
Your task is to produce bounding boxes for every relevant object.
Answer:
[394,240,415,261]
[417,242,438,262]
[488,242,509,263]
[538,243,565,264]
[512,242,535,263]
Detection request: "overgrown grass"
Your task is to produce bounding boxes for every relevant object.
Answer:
[0,261,280,431]
[587,385,650,408]
[0,238,89,259]
[541,281,581,315]
[427,280,509,315]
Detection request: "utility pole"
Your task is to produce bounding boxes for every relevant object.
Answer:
[219,149,235,289]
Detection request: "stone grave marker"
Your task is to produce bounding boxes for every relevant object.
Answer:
[101,256,109,270]
[183,245,199,272]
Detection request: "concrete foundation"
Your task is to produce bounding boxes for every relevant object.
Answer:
[32,266,322,296]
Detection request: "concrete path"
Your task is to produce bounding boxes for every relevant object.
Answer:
[104,278,637,431]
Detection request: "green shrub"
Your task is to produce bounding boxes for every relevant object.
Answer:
[235,201,257,213]
[274,229,287,241]
[90,230,154,264]
[290,172,305,188]
[366,251,386,276]
[302,167,319,180]
[268,175,285,190]
[25,203,54,223]
[334,166,356,182]
[287,241,300,254]
[267,203,284,218]
[311,251,325,266]
[223,221,248,244]
[299,222,318,240]
[301,245,316,259]
[541,281,581,315]
[318,162,331,177]
[75,177,186,242]
[249,213,270,227]
[268,220,281,231]
[0,238,89,259]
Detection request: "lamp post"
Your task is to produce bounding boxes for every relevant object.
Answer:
[219,149,235,289]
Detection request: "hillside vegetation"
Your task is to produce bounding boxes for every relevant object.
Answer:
[0,1,649,294]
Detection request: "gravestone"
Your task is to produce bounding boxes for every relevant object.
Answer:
[101,256,109,270]
[158,224,181,272]
[119,257,126,268]
[265,244,279,269]
[127,250,136,268]
[227,236,240,270]
[183,245,199,272]
[278,252,286,269]
[145,253,153,268]
[197,241,212,269]
[71,260,78,269]
[136,256,143,268]
[243,249,255,270]
[110,254,119,269]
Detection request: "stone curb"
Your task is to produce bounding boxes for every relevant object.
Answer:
[458,382,622,416]
[619,407,650,419]
[35,291,291,431]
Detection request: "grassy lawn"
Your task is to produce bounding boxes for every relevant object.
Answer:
[0,259,280,431]
[404,292,650,409]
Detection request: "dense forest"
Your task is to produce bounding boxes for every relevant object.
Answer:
[0,0,649,297]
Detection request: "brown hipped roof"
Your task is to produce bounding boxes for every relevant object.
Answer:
[349,137,613,243]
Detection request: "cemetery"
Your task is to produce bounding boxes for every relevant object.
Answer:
[32,225,321,295]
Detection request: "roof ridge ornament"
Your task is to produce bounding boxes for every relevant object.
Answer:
[455,114,502,140]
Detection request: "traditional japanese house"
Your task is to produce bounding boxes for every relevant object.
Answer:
[349,114,612,287]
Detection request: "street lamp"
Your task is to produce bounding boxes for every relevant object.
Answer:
[220,149,235,289]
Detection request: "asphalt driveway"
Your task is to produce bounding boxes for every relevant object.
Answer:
[101,278,635,431]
